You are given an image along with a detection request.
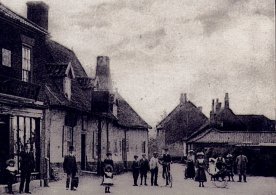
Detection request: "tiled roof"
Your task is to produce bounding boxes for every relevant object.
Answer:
[188,128,276,145]
[0,3,47,34]
[156,100,208,143]
[43,78,90,112]
[46,64,68,77]
[45,40,87,78]
[215,108,246,130]
[117,94,151,129]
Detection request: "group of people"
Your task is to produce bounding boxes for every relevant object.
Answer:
[4,144,35,194]
[185,149,249,187]
[131,148,172,187]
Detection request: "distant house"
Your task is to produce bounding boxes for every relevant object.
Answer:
[187,93,276,176]
[156,93,208,157]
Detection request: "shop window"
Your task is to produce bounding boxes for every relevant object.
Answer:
[22,46,31,82]
[2,48,11,67]
[12,116,39,172]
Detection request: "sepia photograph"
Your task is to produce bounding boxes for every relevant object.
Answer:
[0,0,275,194]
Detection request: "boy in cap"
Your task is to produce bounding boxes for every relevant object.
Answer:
[139,153,149,185]
[149,152,159,186]
[132,155,140,186]
[63,145,78,191]
[6,159,17,194]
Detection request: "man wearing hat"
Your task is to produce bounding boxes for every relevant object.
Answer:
[131,155,140,186]
[19,144,35,194]
[63,145,78,190]
[225,153,234,181]
[149,152,159,186]
[139,153,149,185]
[6,159,17,194]
[161,148,172,185]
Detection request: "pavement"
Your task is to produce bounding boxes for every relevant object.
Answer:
[3,164,276,195]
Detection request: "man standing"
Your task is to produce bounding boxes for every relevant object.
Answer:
[63,146,78,190]
[139,153,149,186]
[131,155,140,186]
[236,150,248,182]
[149,152,159,186]
[19,144,35,194]
[161,148,172,185]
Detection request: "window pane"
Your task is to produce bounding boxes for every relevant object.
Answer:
[2,48,11,67]
[25,118,30,145]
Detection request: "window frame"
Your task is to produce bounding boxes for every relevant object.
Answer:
[22,45,32,82]
[2,48,12,67]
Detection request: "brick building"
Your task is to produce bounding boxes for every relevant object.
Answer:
[0,1,150,185]
[0,2,48,184]
[187,93,276,176]
[156,93,208,157]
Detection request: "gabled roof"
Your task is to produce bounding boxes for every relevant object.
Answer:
[0,3,47,34]
[157,100,207,129]
[43,78,90,112]
[215,108,246,130]
[45,40,87,78]
[117,94,151,129]
[46,62,75,78]
[156,100,208,143]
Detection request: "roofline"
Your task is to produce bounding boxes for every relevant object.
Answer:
[0,3,48,35]
[156,100,208,128]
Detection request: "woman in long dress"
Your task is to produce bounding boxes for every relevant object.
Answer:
[185,150,195,179]
[195,152,207,187]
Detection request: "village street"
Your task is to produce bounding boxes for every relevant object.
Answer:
[7,164,276,195]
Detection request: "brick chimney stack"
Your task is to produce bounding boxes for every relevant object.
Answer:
[225,93,229,109]
[95,56,112,91]
[180,93,187,104]
[27,1,49,30]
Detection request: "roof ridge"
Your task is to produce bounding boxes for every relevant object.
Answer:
[117,93,151,129]
[0,2,48,34]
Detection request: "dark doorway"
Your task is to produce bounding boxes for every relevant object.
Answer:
[81,134,86,170]
[122,138,127,169]
[0,115,9,184]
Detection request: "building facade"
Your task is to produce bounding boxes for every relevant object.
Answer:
[156,93,208,157]
[0,2,48,184]
[0,1,151,184]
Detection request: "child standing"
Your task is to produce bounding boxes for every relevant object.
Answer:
[103,165,113,193]
[6,159,17,194]
[195,152,207,187]
[208,158,217,181]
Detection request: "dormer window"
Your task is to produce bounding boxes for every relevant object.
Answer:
[63,62,75,100]
[64,77,72,100]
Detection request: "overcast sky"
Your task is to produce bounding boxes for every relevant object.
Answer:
[2,0,275,129]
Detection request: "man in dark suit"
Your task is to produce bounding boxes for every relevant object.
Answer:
[161,148,172,186]
[19,144,35,194]
[63,146,78,190]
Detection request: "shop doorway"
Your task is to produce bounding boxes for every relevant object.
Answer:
[0,115,9,184]
[81,134,86,170]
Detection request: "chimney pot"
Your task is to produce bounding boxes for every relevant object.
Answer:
[180,93,187,104]
[225,93,229,108]
[27,1,49,30]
